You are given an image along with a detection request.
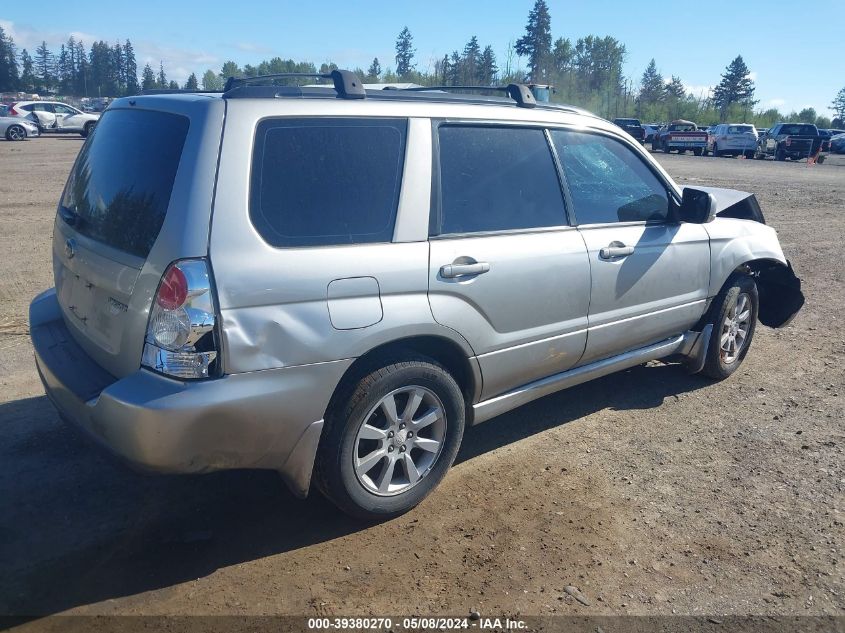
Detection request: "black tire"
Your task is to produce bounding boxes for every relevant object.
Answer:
[5,124,27,141]
[315,354,465,520]
[775,148,786,161]
[81,121,95,138]
[663,142,671,153]
[651,140,660,152]
[693,148,703,156]
[712,143,721,157]
[701,274,759,380]
[678,149,686,154]
[744,150,755,159]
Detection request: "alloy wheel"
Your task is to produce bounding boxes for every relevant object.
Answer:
[353,386,447,497]
[720,292,752,364]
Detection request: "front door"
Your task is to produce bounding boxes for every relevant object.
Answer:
[549,128,710,365]
[427,124,591,400]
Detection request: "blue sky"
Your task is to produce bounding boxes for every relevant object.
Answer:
[2,0,841,116]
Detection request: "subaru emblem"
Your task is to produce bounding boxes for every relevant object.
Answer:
[65,238,76,259]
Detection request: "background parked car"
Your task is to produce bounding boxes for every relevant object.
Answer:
[0,116,39,141]
[705,123,758,158]
[755,123,822,161]
[829,133,845,154]
[643,124,660,143]
[7,101,99,137]
[652,119,708,155]
[612,117,645,142]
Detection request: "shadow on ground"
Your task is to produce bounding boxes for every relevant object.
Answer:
[0,362,709,616]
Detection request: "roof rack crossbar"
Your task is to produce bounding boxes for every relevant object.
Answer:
[222,70,365,99]
[402,84,537,109]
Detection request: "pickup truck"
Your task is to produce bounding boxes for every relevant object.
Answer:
[754,123,823,161]
[612,118,645,143]
[652,120,708,156]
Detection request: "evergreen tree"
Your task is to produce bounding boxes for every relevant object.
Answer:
[220,60,242,81]
[0,26,20,91]
[637,58,665,116]
[74,40,89,96]
[447,50,461,86]
[712,55,756,121]
[34,41,55,92]
[830,86,845,126]
[141,63,156,91]
[461,36,481,85]
[184,72,198,90]
[479,45,497,85]
[366,57,381,81]
[157,61,167,88]
[515,0,552,82]
[394,27,415,79]
[201,69,222,90]
[666,75,686,99]
[123,40,139,94]
[168,80,179,90]
[19,49,35,92]
[112,42,125,93]
[438,54,450,84]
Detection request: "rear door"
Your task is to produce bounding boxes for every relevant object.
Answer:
[53,109,201,376]
[549,128,710,364]
[52,103,83,130]
[428,124,591,400]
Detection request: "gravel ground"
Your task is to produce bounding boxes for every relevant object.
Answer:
[0,137,842,621]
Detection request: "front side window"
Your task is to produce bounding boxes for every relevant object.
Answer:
[251,118,407,247]
[551,130,670,225]
[437,125,567,234]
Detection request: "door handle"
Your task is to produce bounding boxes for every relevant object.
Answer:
[599,242,634,260]
[440,262,491,278]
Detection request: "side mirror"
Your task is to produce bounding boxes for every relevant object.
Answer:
[677,188,716,223]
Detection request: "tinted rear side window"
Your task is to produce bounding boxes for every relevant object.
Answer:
[61,109,188,258]
[251,118,407,247]
[437,125,567,234]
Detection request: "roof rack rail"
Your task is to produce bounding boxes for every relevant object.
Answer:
[138,88,222,95]
[223,69,365,99]
[403,84,537,109]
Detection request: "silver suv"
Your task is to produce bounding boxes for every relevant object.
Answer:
[30,71,804,519]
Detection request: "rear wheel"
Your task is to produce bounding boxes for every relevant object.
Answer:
[775,148,786,161]
[315,355,465,520]
[712,143,721,157]
[80,121,95,138]
[702,274,758,380]
[693,148,703,156]
[744,150,755,159]
[5,124,26,141]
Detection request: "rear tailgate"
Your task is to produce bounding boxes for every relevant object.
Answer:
[52,97,224,378]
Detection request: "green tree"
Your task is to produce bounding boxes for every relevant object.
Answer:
[19,48,35,92]
[461,36,481,84]
[552,37,573,75]
[637,59,665,117]
[366,57,381,81]
[220,60,242,82]
[141,63,156,91]
[168,79,178,89]
[184,72,198,90]
[123,40,138,94]
[479,45,497,85]
[0,26,20,91]
[830,86,845,125]
[156,61,167,88]
[712,55,756,121]
[515,0,552,82]
[395,27,415,79]
[796,107,817,123]
[34,41,55,92]
[201,69,222,90]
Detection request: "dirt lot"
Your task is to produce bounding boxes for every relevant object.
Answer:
[0,137,842,621]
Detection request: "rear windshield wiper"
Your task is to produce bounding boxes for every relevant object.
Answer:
[58,205,82,228]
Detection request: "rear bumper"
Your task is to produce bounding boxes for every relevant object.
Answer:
[30,288,352,497]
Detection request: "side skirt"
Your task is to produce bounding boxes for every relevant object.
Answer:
[471,330,702,425]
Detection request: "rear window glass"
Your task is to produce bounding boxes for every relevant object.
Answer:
[780,124,816,135]
[61,109,188,258]
[437,125,567,234]
[250,118,407,247]
[727,125,755,134]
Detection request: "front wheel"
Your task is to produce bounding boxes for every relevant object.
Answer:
[81,121,96,138]
[5,125,27,141]
[693,148,703,156]
[315,355,465,520]
[702,274,758,380]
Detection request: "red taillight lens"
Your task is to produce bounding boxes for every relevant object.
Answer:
[156,265,188,309]
[9,104,19,116]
